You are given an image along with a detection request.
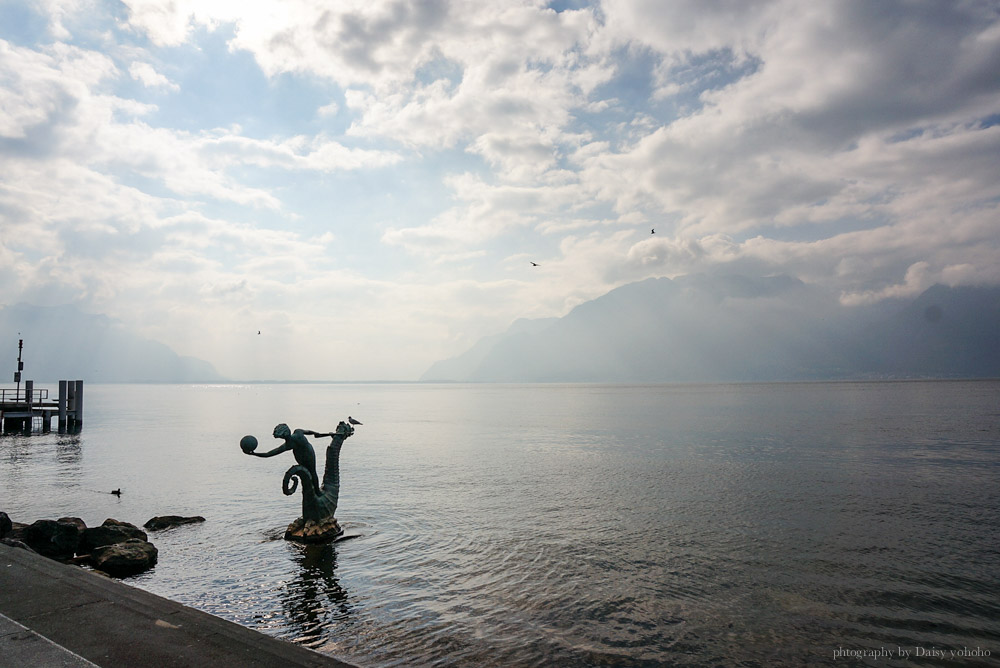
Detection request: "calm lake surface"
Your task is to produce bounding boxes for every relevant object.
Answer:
[2,381,999,666]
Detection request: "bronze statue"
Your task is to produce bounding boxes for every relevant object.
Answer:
[248,424,324,495]
[241,420,355,543]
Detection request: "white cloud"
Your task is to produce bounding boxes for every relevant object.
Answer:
[839,261,934,306]
[317,101,339,116]
[128,61,179,90]
[120,0,248,46]
[120,1,612,185]
[196,133,402,172]
[0,40,117,138]
[381,171,590,256]
[2,1,1000,379]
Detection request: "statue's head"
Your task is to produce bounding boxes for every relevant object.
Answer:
[273,423,291,438]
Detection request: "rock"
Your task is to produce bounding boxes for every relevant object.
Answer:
[143,515,206,531]
[90,538,158,577]
[1,537,33,551]
[23,519,82,559]
[284,517,343,544]
[5,522,27,543]
[80,519,147,553]
[56,517,87,550]
[0,512,11,539]
[57,517,87,533]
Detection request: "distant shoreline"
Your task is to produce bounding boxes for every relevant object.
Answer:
[10,377,1000,386]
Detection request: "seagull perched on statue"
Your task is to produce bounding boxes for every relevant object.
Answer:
[348,416,363,425]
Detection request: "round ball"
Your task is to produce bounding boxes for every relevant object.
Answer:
[240,434,258,453]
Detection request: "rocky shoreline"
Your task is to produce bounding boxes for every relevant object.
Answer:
[0,511,204,577]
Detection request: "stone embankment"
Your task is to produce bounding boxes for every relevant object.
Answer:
[0,511,204,577]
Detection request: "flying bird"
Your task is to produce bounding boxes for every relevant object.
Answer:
[257,331,260,335]
[111,488,121,496]
[348,416,363,425]
[651,228,655,234]
[530,261,539,266]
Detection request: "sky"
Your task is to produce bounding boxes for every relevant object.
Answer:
[1,1,999,381]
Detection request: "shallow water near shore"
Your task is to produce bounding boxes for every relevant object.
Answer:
[2,381,999,666]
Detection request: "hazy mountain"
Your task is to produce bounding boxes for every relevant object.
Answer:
[857,284,1000,377]
[421,275,1000,382]
[0,303,227,383]
[421,316,559,381]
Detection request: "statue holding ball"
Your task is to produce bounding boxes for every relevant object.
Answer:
[241,420,357,543]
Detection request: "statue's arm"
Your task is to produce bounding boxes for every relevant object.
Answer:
[251,442,292,457]
[299,429,332,437]
[284,423,352,442]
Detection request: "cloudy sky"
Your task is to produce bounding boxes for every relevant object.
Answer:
[1,1,998,381]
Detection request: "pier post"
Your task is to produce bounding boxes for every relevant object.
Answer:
[58,380,67,433]
[67,382,77,430]
[24,380,33,433]
[74,380,84,430]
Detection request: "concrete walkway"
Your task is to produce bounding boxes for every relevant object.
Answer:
[0,543,355,668]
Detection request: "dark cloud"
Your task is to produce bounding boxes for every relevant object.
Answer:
[321,0,450,75]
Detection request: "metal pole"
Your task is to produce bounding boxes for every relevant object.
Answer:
[14,339,23,400]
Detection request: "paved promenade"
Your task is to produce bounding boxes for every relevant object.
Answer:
[0,543,356,667]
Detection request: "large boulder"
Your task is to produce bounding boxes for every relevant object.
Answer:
[143,515,205,531]
[103,518,139,529]
[57,517,87,546]
[23,519,82,559]
[90,538,158,577]
[4,522,27,543]
[80,519,147,554]
[0,512,11,539]
[58,517,87,532]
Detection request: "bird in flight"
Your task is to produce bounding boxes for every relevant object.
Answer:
[257,331,260,335]
[530,261,539,266]
[651,228,655,234]
[348,416,363,425]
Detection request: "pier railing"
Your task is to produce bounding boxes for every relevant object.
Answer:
[0,388,49,403]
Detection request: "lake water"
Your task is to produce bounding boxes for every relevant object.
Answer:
[2,381,999,667]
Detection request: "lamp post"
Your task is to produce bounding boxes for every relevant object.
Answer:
[14,338,23,401]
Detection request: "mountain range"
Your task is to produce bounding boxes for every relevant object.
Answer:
[421,274,1000,382]
[5,277,998,385]
[0,303,226,383]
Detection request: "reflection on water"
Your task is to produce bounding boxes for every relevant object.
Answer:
[280,541,352,648]
[54,436,82,465]
[1,381,999,667]
[2,434,32,467]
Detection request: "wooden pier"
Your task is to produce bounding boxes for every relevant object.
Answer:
[1,339,84,434]
[0,379,84,434]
